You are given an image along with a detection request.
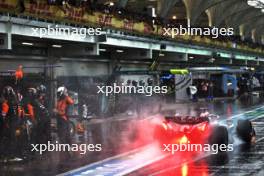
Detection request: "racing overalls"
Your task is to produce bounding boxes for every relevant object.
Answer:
[34,99,50,144]
[24,99,50,145]
[56,96,74,144]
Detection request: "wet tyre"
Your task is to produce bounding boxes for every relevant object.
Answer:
[236,119,255,143]
[209,126,228,146]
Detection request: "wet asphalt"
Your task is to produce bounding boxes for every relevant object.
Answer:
[0,94,264,176]
[129,95,264,176]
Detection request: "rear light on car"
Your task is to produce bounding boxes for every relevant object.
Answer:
[181,163,188,176]
[197,122,208,132]
[179,135,189,144]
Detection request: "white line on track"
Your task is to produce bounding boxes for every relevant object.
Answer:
[256,137,264,143]
[252,122,264,125]
[229,106,264,120]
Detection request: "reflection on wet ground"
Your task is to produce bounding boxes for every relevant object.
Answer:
[130,95,264,176]
[129,117,264,176]
[1,94,264,176]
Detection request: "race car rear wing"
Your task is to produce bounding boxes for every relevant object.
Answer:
[164,115,209,125]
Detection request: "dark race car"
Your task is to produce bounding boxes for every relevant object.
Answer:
[154,109,256,149]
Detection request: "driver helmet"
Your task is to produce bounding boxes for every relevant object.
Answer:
[57,86,68,98]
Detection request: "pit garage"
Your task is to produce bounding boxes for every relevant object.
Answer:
[1,0,264,176]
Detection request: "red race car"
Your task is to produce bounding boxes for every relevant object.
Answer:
[154,109,256,151]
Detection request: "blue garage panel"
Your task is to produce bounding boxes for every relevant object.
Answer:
[222,74,237,95]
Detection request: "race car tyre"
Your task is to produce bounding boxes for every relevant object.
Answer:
[209,126,228,146]
[236,119,255,143]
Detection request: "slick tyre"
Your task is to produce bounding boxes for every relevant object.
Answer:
[236,119,255,143]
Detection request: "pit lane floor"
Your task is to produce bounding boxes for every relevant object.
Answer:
[60,98,264,176]
[1,95,264,176]
[128,110,264,176]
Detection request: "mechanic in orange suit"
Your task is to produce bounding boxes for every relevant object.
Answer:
[23,87,51,145]
[55,86,74,144]
[15,65,23,84]
[23,88,38,123]
[1,100,9,119]
[26,103,35,122]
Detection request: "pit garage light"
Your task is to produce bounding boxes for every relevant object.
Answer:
[241,67,256,71]
[235,55,256,60]
[186,48,211,55]
[258,57,264,61]
[22,42,33,46]
[189,67,228,72]
[217,52,232,58]
[172,47,212,56]
[52,44,62,48]
[116,49,124,53]
[170,69,189,75]
[99,48,107,52]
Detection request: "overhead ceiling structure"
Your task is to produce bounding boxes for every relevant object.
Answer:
[102,0,264,44]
